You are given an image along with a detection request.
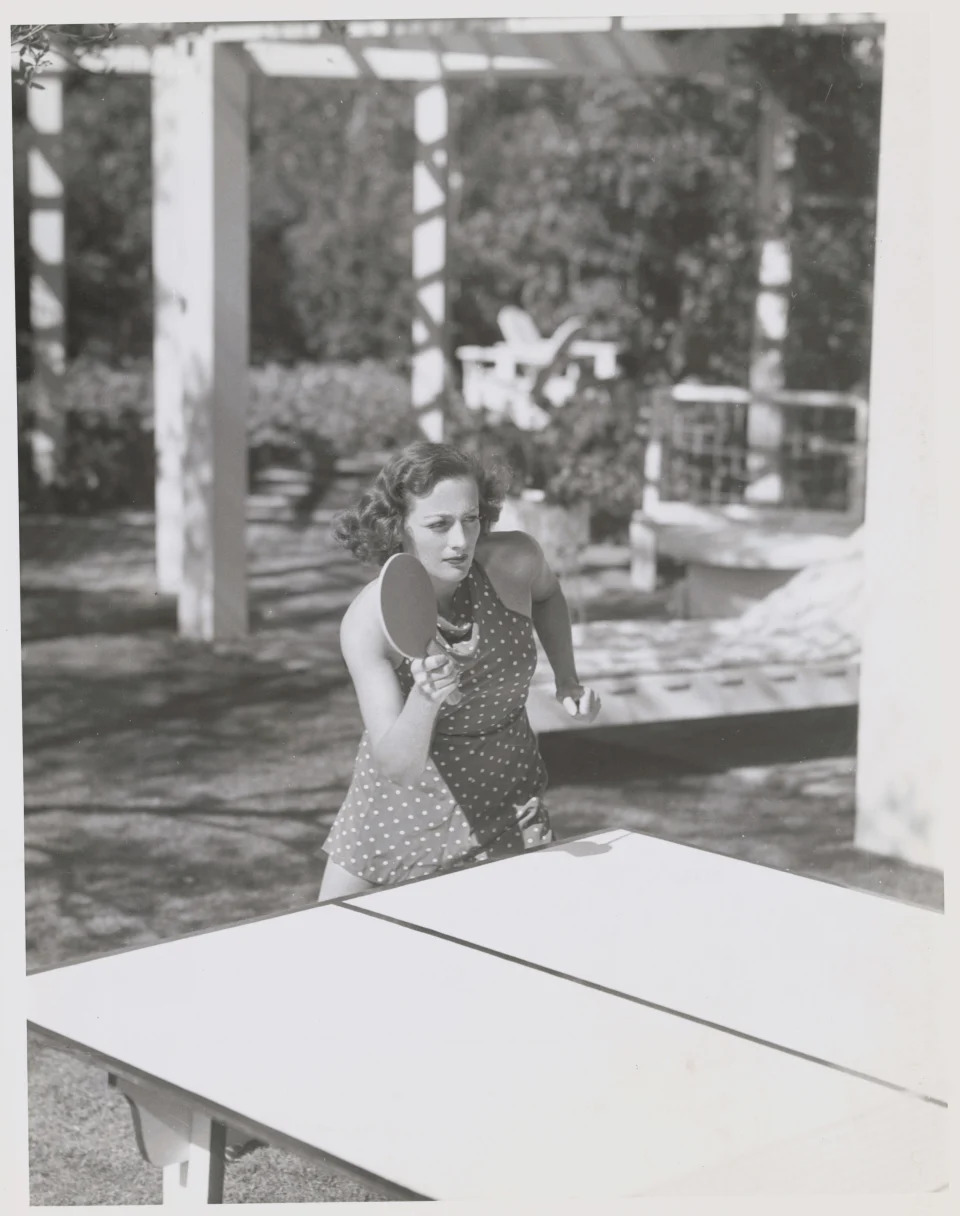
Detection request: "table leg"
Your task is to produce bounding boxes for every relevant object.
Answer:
[110,1075,226,1204]
[162,1114,226,1205]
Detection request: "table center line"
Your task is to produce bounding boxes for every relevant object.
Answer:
[342,902,945,1109]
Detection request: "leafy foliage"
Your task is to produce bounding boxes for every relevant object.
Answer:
[11,24,118,89]
[64,75,153,361]
[536,382,648,516]
[17,359,154,512]
[249,80,416,364]
[741,27,881,389]
[449,75,760,386]
[447,377,648,535]
[12,26,883,403]
[247,360,416,478]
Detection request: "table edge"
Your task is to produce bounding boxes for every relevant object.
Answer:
[26,1022,428,1201]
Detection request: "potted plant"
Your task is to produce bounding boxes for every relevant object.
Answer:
[447,378,648,572]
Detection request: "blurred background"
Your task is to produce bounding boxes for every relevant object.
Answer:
[14,21,880,519]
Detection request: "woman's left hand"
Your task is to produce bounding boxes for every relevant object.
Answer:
[556,684,601,723]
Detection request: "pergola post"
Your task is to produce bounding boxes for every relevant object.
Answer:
[411,73,449,442]
[175,37,250,640]
[26,76,67,487]
[152,43,187,596]
[746,90,796,504]
[854,16,940,868]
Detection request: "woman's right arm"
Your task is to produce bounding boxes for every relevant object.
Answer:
[339,590,458,786]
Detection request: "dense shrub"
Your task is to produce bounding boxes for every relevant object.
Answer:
[246,360,416,514]
[18,358,418,514]
[17,359,154,512]
[247,360,416,470]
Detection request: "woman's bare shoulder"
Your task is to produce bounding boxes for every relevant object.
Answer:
[475,531,549,615]
[476,529,543,578]
[478,528,558,606]
[340,579,387,653]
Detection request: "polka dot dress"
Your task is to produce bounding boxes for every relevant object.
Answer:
[322,559,553,887]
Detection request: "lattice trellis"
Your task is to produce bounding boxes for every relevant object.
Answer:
[650,388,867,515]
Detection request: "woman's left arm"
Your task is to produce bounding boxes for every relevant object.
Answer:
[527,541,601,723]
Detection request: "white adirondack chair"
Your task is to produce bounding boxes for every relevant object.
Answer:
[455,307,619,430]
[497,307,620,381]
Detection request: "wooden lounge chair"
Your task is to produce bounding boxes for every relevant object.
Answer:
[527,540,862,733]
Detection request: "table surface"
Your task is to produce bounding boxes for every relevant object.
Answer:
[27,830,946,1199]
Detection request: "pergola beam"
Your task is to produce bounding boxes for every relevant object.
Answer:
[201,15,882,40]
[21,14,884,82]
[23,26,739,83]
[242,43,559,81]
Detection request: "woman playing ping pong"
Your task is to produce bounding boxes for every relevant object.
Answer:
[319,440,600,900]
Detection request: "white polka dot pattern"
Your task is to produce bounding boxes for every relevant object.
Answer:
[322,559,552,886]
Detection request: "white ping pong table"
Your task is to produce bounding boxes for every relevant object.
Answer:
[27,830,947,1202]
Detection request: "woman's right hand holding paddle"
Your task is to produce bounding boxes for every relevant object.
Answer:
[411,648,461,705]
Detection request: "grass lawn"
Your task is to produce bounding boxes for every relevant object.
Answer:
[20,484,943,1204]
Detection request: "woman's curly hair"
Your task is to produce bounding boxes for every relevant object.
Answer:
[332,440,509,567]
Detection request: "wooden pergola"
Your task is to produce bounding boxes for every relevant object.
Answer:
[21,15,942,869]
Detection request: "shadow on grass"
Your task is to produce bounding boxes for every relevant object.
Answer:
[26,800,340,968]
[23,650,351,756]
[540,708,942,911]
[21,585,179,642]
[248,559,361,589]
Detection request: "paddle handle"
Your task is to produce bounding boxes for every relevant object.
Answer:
[426,637,463,707]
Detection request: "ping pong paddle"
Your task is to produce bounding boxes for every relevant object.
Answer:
[378,553,474,706]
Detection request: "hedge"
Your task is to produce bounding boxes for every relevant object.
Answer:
[18,358,418,513]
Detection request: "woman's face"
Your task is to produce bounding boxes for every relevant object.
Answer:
[402,476,482,588]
